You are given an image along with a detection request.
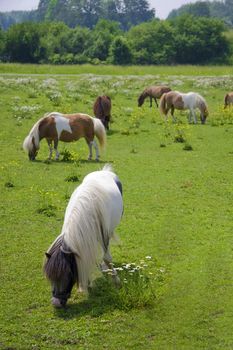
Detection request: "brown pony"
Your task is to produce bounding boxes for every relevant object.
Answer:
[138,85,171,108]
[23,112,106,161]
[159,91,208,124]
[93,95,112,130]
[224,92,233,108]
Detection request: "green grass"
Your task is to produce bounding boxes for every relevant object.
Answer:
[1,63,233,76]
[1,65,233,349]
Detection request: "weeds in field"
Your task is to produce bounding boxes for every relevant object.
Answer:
[36,189,58,217]
[99,256,167,310]
[160,119,192,149]
[60,149,80,163]
[210,106,233,126]
[12,105,41,120]
[46,91,62,106]
[28,88,38,99]
[183,142,193,151]
[5,181,14,188]
[65,174,80,182]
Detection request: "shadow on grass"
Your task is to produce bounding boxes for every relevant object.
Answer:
[107,129,120,136]
[29,158,112,165]
[79,159,113,165]
[54,277,122,319]
[54,277,133,319]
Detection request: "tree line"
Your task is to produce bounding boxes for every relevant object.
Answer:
[0,15,230,65]
[0,0,155,31]
[168,0,233,27]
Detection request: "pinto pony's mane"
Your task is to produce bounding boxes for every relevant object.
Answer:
[23,116,45,153]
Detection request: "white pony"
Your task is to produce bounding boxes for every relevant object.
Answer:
[160,91,209,124]
[44,164,123,308]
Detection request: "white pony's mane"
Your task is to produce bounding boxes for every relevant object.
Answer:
[194,92,207,109]
[54,164,119,291]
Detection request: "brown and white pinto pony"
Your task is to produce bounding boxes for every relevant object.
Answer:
[224,92,233,108]
[93,95,112,130]
[23,112,106,161]
[160,91,208,124]
[138,85,171,108]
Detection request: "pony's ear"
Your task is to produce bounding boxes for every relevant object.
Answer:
[45,252,51,259]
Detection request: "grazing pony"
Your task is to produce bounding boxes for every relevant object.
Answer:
[93,95,112,130]
[224,92,233,108]
[138,85,171,108]
[44,164,123,308]
[23,112,106,161]
[160,91,208,124]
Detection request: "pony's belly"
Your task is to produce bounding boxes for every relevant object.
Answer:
[59,130,80,142]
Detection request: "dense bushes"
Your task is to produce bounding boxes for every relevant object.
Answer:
[0,16,231,65]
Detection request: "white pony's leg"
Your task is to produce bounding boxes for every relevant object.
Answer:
[192,109,197,124]
[102,249,121,287]
[188,111,192,123]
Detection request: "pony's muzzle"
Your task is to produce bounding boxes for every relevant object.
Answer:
[51,297,67,308]
[28,151,37,160]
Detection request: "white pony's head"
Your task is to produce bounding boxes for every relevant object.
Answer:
[196,93,208,124]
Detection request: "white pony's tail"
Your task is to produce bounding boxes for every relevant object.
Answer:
[102,163,113,172]
[23,117,42,153]
[92,117,106,150]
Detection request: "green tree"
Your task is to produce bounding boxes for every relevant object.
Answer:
[0,27,6,60]
[121,0,155,29]
[128,20,176,64]
[5,22,45,63]
[88,19,122,61]
[171,15,229,64]
[168,1,210,19]
[109,36,132,64]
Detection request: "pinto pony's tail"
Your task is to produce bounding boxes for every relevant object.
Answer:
[92,117,106,150]
[159,93,167,115]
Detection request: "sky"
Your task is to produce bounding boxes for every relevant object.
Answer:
[0,0,203,19]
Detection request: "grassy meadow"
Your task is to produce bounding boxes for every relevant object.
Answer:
[1,64,233,349]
